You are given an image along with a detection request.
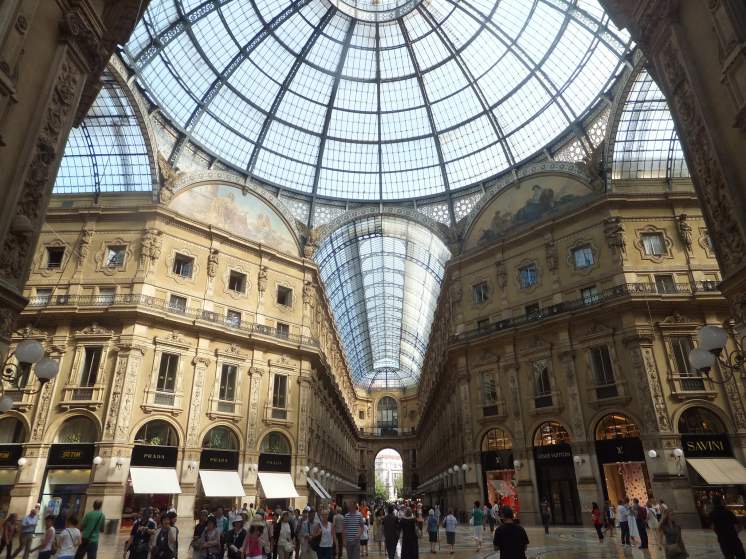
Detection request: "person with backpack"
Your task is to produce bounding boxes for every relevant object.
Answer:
[75,499,105,559]
[426,509,438,553]
[151,513,178,559]
[126,508,156,559]
[56,515,82,559]
[633,498,649,549]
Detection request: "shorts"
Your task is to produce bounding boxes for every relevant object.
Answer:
[361,540,368,547]
[446,532,455,545]
[428,532,437,543]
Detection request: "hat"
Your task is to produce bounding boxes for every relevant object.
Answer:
[304,506,311,512]
[233,518,244,526]
[501,507,514,519]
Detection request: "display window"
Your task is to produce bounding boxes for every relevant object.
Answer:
[533,422,581,525]
[481,428,520,516]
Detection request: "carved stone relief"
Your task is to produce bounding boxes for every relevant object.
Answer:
[186,356,210,447]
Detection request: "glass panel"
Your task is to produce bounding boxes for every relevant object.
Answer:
[80,347,102,387]
[157,353,179,392]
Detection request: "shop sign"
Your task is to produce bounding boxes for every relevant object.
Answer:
[200,449,239,471]
[533,443,572,463]
[0,445,22,468]
[130,445,178,468]
[595,438,645,464]
[47,444,95,467]
[681,434,731,458]
[258,453,291,472]
[481,450,514,471]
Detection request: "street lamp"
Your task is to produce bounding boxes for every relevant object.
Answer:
[1,339,59,411]
[688,325,744,382]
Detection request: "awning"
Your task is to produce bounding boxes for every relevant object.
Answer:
[687,458,746,485]
[130,467,181,494]
[316,481,332,500]
[307,478,327,500]
[199,470,246,497]
[258,472,299,499]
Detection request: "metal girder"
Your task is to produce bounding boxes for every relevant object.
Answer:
[307,18,357,228]
[246,6,336,174]
[417,4,517,169]
[540,0,630,54]
[397,19,456,225]
[132,0,236,69]
[80,123,101,197]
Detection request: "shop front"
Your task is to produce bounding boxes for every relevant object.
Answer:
[594,414,652,505]
[196,427,245,514]
[122,421,181,526]
[678,407,746,527]
[480,428,519,515]
[0,417,25,518]
[256,432,298,510]
[532,422,581,525]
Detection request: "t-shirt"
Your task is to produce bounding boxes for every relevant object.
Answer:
[57,527,81,557]
[492,523,529,559]
[472,508,484,526]
[344,511,364,541]
[444,515,457,533]
[81,510,105,543]
[617,505,629,523]
[320,523,334,547]
[334,514,345,534]
[427,516,438,532]
[40,526,55,552]
[20,514,38,535]
[361,524,369,541]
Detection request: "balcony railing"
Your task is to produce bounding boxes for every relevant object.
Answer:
[25,294,318,347]
[454,281,722,343]
[358,427,416,437]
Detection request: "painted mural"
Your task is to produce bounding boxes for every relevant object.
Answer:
[169,184,298,255]
[466,175,594,249]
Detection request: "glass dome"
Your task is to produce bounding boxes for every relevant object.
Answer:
[123,0,631,202]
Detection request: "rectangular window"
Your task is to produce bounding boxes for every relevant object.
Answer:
[532,359,552,408]
[14,362,32,389]
[276,322,290,338]
[581,286,600,305]
[358,410,365,420]
[272,374,288,419]
[670,336,705,391]
[168,294,187,313]
[219,364,237,401]
[481,372,497,405]
[157,353,179,392]
[573,245,594,269]
[172,254,194,278]
[641,232,666,256]
[80,346,102,387]
[655,274,676,294]
[276,286,293,306]
[525,303,540,319]
[590,345,618,399]
[226,309,242,327]
[105,245,126,267]
[46,247,64,269]
[472,282,489,305]
[98,287,116,305]
[35,288,52,305]
[228,271,247,293]
[519,264,538,289]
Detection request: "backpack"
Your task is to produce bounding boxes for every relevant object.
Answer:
[637,507,648,522]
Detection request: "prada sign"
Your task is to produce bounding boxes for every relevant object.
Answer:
[131,445,178,468]
[48,444,95,468]
[534,443,572,463]
[481,450,514,471]
[595,438,645,464]
[0,445,23,468]
[200,449,239,471]
[681,434,731,458]
[258,453,291,472]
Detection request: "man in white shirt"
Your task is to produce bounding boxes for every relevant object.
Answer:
[617,499,630,546]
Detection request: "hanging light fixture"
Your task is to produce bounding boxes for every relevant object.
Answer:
[689,324,745,381]
[1,338,60,410]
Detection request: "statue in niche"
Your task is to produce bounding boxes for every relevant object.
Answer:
[157,155,180,204]
[140,229,162,270]
[257,266,268,294]
[495,260,507,289]
[544,234,558,272]
[207,249,219,278]
[603,216,626,256]
[677,214,693,251]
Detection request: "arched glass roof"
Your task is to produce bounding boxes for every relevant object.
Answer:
[54,70,153,194]
[611,69,689,180]
[315,216,450,389]
[122,0,631,202]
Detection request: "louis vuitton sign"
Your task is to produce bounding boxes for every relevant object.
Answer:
[595,438,645,464]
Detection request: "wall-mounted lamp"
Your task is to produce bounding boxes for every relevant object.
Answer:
[672,448,684,459]
[17,457,27,467]
[447,467,453,474]
[188,460,198,471]
[461,464,469,471]
[513,459,522,470]
[303,465,310,474]
[647,449,658,459]
[452,465,460,472]
[115,457,124,470]
[572,455,585,465]
[312,466,319,474]
[93,456,103,466]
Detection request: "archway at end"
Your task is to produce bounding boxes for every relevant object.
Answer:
[374,448,403,502]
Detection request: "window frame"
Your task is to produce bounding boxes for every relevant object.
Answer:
[157,352,179,393]
[519,264,538,289]
[172,253,194,278]
[218,363,238,402]
[572,244,595,269]
[472,282,489,305]
[79,346,103,387]
[168,294,187,313]
[641,232,666,256]
[104,245,127,268]
[45,247,65,269]
[276,285,293,307]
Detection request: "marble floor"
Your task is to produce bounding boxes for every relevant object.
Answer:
[76,524,731,559]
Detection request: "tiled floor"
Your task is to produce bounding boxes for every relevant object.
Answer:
[71,524,733,559]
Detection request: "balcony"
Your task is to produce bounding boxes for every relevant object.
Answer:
[264,405,293,425]
[59,384,105,410]
[207,398,242,420]
[587,380,631,408]
[24,294,319,347]
[358,427,416,438]
[453,281,722,343]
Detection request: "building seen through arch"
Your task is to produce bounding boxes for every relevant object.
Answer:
[2,0,746,533]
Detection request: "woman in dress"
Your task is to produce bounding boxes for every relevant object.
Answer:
[199,516,222,559]
[275,511,295,559]
[312,507,335,559]
[399,508,419,559]
[658,509,688,559]
[646,501,659,546]
[373,508,384,554]
[628,505,640,545]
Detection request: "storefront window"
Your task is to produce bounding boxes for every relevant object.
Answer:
[595,414,641,440]
[0,418,25,444]
[0,418,24,519]
[481,428,518,516]
[679,407,726,434]
[482,428,512,451]
[202,426,239,450]
[533,422,570,447]
[134,420,178,446]
[260,432,291,455]
[56,416,97,443]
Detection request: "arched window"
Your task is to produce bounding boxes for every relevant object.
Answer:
[202,426,239,450]
[481,428,513,451]
[595,414,641,440]
[377,397,398,429]
[134,420,178,446]
[678,407,726,434]
[56,416,97,444]
[260,432,291,455]
[0,418,25,444]
[533,421,570,447]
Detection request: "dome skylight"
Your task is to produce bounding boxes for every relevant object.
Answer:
[122,0,631,202]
